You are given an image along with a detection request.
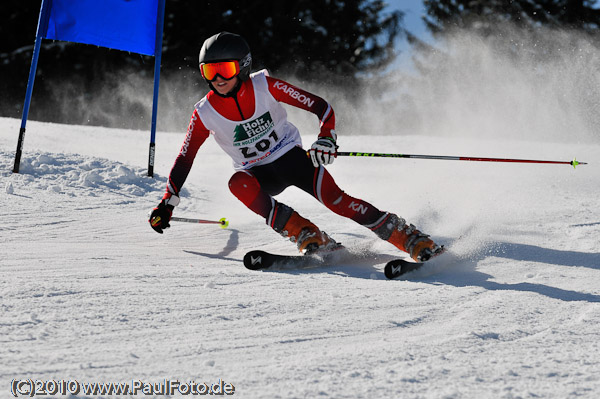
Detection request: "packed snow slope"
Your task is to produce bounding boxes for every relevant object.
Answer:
[1,114,599,398]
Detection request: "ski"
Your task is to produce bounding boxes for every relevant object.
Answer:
[384,246,447,279]
[384,259,426,279]
[244,245,448,278]
[243,247,345,271]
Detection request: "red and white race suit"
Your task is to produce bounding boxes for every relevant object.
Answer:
[163,70,390,233]
[196,71,303,169]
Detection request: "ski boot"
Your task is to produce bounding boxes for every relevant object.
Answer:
[273,206,340,255]
[373,213,443,262]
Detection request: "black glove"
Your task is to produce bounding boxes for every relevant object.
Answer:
[149,194,179,234]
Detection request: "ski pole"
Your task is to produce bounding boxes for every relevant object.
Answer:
[337,152,587,169]
[171,217,229,228]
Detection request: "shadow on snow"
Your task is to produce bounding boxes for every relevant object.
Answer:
[182,230,600,302]
[420,241,600,303]
[486,241,600,269]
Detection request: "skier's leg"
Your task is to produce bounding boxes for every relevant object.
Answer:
[291,156,441,261]
[368,213,442,261]
[228,170,337,253]
[318,171,440,260]
[228,170,273,219]
[310,165,385,225]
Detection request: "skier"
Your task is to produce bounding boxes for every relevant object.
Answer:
[149,32,442,262]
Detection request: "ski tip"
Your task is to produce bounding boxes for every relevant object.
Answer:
[243,250,268,270]
[384,258,422,280]
[385,244,448,279]
[383,261,399,279]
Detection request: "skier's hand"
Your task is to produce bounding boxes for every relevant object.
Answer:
[309,137,338,168]
[149,194,179,234]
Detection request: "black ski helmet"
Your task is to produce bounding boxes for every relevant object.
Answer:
[199,32,252,83]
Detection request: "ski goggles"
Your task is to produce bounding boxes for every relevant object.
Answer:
[200,60,240,81]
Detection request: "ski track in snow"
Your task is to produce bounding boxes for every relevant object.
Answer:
[1,117,600,398]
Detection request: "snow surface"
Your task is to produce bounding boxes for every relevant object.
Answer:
[1,113,599,398]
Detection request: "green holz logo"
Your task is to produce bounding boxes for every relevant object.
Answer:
[233,112,275,147]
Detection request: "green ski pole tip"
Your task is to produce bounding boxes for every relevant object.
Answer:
[219,217,229,228]
[571,158,587,169]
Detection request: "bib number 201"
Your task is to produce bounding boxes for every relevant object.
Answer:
[240,131,279,158]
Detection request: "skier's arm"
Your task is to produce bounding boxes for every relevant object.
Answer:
[266,76,336,141]
[266,76,338,167]
[149,109,209,234]
[167,109,210,197]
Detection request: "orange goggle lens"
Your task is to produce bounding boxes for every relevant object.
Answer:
[200,61,240,81]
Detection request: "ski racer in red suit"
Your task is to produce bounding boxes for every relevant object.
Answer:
[149,32,442,261]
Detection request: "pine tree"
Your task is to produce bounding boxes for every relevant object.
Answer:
[423,0,600,36]
[1,0,405,127]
